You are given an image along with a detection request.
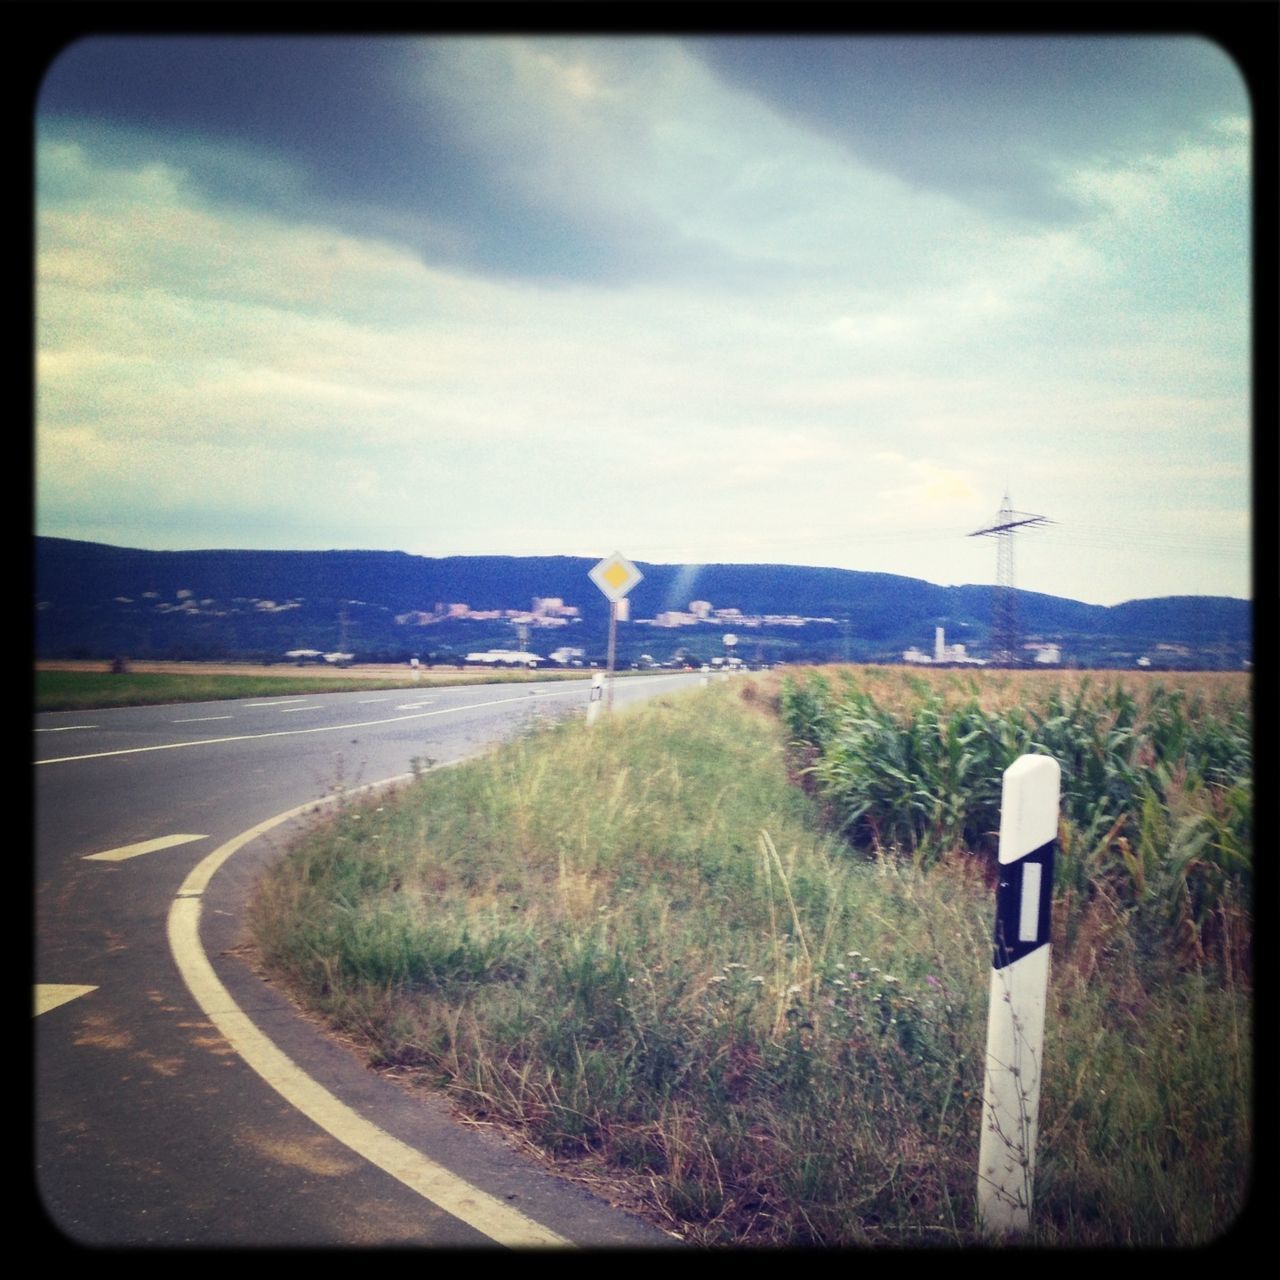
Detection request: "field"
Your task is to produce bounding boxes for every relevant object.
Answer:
[34,660,590,712]
[242,666,1252,1246]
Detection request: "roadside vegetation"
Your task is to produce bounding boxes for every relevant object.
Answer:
[35,666,591,713]
[249,667,1252,1247]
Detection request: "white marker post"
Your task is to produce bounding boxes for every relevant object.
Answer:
[978,752,1060,1238]
[586,671,605,725]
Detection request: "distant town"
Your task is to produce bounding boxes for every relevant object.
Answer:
[34,539,1252,671]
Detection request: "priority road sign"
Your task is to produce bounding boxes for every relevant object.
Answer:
[589,552,643,603]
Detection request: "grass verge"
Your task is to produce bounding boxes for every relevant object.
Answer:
[249,672,1252,1246]
[35,666,589,712]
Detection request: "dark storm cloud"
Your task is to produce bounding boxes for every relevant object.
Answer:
[688,36,1248,223]
[37,35,741,287]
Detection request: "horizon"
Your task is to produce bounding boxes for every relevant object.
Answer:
[35,533,1250,608]
[36,32,1254,609]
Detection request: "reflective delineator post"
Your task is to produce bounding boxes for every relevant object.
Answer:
[586,671,604,725]
[978,753,1060,1238]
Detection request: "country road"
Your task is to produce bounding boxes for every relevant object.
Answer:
[34,673,703,1247]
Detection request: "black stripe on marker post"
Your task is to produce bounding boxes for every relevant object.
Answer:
[992,838,1056,970]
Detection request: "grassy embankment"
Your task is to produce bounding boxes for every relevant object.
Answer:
[249,667,1252,1247]
[35,665,590,713]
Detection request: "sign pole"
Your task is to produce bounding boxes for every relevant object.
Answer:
[588,552,642,717]
[977,752,1060,1238]
[606,600,617,711]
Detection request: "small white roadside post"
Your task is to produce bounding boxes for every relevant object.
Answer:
[978,752,1060,1238]
[586,672,605,725]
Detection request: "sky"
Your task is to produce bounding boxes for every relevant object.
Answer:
[34,32,1254,607]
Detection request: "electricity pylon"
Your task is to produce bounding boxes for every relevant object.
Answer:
[969,492,1052,666]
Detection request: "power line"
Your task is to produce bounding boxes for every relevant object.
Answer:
[969,492,1054,665]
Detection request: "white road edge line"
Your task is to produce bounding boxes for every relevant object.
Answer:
[36,687,585,766]
[166,772,572,1249]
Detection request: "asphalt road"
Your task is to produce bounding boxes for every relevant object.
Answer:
[34,672,705,1248]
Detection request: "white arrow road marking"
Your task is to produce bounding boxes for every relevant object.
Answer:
[168,782,571,1248]
[35,984,97,1016]
[84,834,209,862]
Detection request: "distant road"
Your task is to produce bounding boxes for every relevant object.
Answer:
[35,673,700,1247]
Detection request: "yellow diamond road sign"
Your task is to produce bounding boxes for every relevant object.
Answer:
[590,552,643,602]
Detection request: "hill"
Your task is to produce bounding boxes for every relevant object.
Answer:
[33,537,1251,670]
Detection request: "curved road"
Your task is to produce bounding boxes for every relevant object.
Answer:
[34,673,702,1247]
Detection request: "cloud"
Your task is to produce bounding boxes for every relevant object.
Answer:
[689,35,1249,226]
[34,36,1251,605]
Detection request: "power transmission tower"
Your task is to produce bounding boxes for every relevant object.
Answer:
[969,492,1052,666]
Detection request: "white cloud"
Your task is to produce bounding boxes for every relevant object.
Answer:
[34,40,1251,606]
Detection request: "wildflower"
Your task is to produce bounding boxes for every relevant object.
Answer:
[925,974,942,989]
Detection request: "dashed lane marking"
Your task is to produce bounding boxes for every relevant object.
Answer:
[35,984,97,1016]
[84,834,209,862]
[36,689,585,767]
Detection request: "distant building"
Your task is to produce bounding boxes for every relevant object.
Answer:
[465,649,543,667]
[905,627,987,665]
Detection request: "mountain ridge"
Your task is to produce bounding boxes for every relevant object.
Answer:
[33,536,1251,669]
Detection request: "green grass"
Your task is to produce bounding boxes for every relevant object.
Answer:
[34,667,590,712]
[249,671,1252,1247]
